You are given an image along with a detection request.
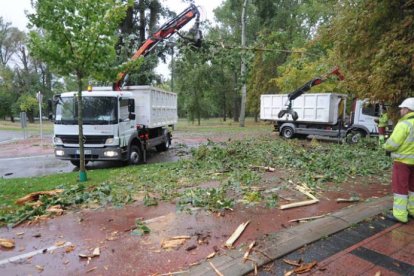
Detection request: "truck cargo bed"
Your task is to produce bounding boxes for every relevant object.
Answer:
[260,93,346,125]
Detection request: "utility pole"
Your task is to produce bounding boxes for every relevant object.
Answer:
[239,0,248,127]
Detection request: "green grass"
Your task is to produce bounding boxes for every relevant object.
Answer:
[0,120,54,133]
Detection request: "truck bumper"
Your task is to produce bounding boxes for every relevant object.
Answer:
[54,146,124,161]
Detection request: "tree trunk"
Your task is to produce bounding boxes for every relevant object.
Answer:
[239,0,248,127]
[138,1,146,43]
[77,76,87,182]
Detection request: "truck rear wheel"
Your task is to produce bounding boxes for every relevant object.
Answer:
[156,135,170,152]
[128,145,143,165]
[281,126,295,139]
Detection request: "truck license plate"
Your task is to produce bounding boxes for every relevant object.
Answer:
[76,150,92,155]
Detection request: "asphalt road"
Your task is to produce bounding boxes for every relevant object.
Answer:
[0,129,186,179]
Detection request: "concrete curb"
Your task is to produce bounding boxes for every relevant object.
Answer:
[187,196,392,276]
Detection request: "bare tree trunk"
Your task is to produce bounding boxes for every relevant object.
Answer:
[77,75,87,182]
[239,0,248,127]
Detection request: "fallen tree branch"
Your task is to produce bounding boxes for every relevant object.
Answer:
[280,185,319,210]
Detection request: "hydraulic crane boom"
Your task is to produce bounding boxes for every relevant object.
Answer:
[113,4,201,91]
[278,67,344,121]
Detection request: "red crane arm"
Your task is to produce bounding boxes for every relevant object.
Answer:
[114,4,200,91]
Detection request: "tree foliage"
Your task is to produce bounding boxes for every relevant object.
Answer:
[324,0,414,105]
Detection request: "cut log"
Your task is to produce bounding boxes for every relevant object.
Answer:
[15,189,64,205]
[224,221,250,248]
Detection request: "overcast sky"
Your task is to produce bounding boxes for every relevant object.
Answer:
[0,0,223,78]
[0,0,222,31]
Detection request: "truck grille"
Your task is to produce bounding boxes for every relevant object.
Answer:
[57,135,112,144]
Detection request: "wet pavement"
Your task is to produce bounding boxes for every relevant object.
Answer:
[0,185,395,275]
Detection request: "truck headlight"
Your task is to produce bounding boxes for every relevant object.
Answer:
[55,150,65,156]
[104,150,118,157]
[105,138,114,144]
[54,137,63,145]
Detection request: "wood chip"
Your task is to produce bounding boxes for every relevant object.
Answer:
[55,241,66,247]
[65,245,75,253]
[46,205,64,216]
[36,265,44,272]
[161,236,191,250]
[206,252,216,259]
[0,238,15,249]
[293,261,317,274]
[224,221,250,248]
[92,247,100,256]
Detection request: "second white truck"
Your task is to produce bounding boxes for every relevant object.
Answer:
[260,93,384,142]
[52,86,177,167]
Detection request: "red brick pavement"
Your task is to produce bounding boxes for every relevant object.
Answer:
[311,220,414,275]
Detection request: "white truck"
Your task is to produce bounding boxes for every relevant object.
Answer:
[260,93,384,142]
[52,86,177,167]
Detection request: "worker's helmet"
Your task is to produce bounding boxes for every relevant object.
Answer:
[398,98,414,111]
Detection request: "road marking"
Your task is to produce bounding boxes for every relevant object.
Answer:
[0,242,72,266]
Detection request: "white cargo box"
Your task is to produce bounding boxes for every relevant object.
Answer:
[260,93,346,125]
[125,86,178,128]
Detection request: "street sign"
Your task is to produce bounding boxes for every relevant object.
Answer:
[20,112,27,128]
[36,91,43,103]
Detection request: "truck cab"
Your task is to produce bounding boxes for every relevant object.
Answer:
[52,86,176,167]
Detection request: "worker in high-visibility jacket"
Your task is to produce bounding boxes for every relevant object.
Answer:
[383,98,414,223]
[377,107,389,145]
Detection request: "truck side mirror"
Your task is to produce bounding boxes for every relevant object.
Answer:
[128,113,136,120]
[128,99,135,113]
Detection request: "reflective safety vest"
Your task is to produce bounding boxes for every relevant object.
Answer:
[383,112,414,165]
[378,113,389,128]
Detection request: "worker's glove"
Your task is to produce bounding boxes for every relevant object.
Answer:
[385,151,391,157]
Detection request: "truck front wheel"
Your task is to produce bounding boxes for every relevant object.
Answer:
[281,126,295,139]
[128,145,143,165]
[70,160,89,167]
[346,130,366,144]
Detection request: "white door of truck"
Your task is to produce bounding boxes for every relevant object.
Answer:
[354,100,379,133]
[118,98,135,147]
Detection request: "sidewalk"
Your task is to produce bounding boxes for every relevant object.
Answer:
[187,196,414,275]
[312,219,414,275]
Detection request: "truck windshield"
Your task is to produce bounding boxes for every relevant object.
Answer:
[55,96,118,125]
